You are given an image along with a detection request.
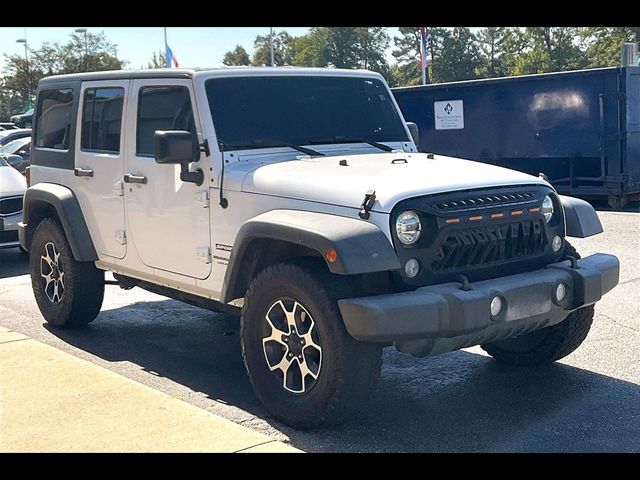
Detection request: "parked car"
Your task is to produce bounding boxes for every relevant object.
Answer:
[0,137,30,174]
[0,155,26,250]
[10,107,33,128]
[20,67,619,428]
[0,128,31,147]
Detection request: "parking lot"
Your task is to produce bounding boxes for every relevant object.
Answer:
[0,207,638,452]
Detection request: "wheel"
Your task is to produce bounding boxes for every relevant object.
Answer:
[608,195,628,209]
[30,218,104,328]
[481,242,594,366]
[241,262,382,429]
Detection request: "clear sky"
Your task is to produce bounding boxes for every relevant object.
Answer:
[0,27,402,71]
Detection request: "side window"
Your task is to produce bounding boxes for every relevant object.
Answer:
[34,88,74,150]
[81,87,125,153]
[136,86,196,156]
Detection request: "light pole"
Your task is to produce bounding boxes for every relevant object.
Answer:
[270,27,275,67]
[15,38,30,109]
[112,44,118,59]
[75,28,88,71]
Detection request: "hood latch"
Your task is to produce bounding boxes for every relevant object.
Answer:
[358,190,377,220]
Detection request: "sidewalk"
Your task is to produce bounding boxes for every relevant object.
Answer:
[0,326,300,452]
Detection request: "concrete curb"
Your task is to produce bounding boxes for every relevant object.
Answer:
[0,327,301,453]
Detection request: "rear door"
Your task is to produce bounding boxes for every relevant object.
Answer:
[74,80,128,259]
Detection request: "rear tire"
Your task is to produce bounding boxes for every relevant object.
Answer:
[30,218,104,328]
[241,262,382,429]
[481,242,594,366]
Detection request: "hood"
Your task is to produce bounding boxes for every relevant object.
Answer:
[0,166,27,197]
[241,152,548,213]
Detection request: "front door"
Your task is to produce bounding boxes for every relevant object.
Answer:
[74,80,128,259]
[124,79,211,279]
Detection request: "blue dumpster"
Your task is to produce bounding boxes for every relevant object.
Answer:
[393,66,640,207]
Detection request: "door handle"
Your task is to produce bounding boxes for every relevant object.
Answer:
[124,174,148,185]
[74,167,94,177]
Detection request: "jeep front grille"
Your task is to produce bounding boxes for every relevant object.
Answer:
[432,219,547,272]
[0,196,23,216]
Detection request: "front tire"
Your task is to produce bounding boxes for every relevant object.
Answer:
[30,218,104,328]
[481,242,594,366]
[241,262,382,429]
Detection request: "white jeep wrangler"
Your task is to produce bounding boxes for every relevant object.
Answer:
[20,67,619,428]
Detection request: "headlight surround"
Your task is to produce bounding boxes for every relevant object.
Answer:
[542,194,554,223]
[396,211,421,245]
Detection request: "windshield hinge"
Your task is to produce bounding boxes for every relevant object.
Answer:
[200,139,211,157]
[358,190,377,220]
[194,190,209,208]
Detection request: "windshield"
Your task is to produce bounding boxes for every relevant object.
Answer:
[0,157,7,166]
[205,76,408,151]
[0,137,30,154]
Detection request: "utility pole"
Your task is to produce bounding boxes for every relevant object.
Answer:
[75,28,88,71]
[270,27,275,67]
[15,34,30,109]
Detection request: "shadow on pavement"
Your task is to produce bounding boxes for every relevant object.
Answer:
[46,298,640,452]
[0,248,29,279]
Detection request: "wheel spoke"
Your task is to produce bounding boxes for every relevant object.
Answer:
[299,357,318,381]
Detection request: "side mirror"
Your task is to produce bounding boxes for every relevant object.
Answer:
[154,130,198,165]
[154,130,203,185]
[406,122,419,149]
[5,153,23,167]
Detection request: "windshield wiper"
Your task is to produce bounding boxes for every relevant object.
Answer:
[225,140,325,156]
[309,136,394,153]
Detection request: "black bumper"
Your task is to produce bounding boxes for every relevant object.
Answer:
[338,253,619,354]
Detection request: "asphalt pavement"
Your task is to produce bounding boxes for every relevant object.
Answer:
[0,208,638,452]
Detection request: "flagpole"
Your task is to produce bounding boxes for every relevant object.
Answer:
[270,27,275,67]
[164,27,169,68]
[419,27,427,85]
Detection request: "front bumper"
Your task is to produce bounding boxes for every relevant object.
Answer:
[338,253,619,356]
[0,212,21,249]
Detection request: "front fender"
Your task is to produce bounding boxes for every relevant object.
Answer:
[221,210,401,303]
[560,195,603,238]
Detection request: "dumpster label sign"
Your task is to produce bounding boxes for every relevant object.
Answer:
[434,100,464,130]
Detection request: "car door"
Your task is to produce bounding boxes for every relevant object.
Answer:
[74,80,128,259]
[124,79,211,279]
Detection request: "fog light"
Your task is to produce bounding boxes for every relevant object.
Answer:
[490,296,503,317]
[405,258,420,278]
[552,235,562,252]
[555,283,567,302]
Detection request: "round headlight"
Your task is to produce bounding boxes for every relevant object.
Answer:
[396,211,421,245]
[541,195,554,223]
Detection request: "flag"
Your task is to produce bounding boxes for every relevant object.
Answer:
[166,45,180,68]
[419,27,427,85]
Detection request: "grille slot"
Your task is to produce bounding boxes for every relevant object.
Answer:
[435,192,536,211]
[0,196,23,216]
[432,219,547,271]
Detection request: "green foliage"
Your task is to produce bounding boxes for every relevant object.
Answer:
[222,45,251,66]
[147,50,167,69]
[581,27,640,67]
[476,27,507,78]
[252,31,293,66]
[1,30,124,116]
[508,28,588,75]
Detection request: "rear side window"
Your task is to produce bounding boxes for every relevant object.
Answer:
[136,86,195,156]
[35,88,74,150]
[81,87,125,153]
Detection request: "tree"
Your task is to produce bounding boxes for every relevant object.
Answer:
[147,50,167,69]
[582,27,640,67]
[252,31,293,66]
[391,27,423,86]
[1,30,124,115]
[509,27,588,75]
[476,27,507,78]
[222,45,250,66]
[434,27,482,82]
